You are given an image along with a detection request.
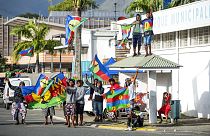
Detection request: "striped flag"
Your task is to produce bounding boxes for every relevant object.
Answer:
[19,47,33,56]
[105,88,130,112]
[65,15,87,46]
[116,25,132,49]
[89,54,110,81]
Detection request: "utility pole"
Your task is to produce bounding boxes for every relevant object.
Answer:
[114,2,117,21]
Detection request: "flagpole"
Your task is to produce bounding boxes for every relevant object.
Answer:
[27,56,31,73]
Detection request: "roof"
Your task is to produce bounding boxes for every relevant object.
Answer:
[4,17,64,28]
[109,54,182,69]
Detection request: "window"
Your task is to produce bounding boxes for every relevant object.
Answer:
[190,28,198,45]
[162,32,176,48]
[152,34,161,49]
[180,30,188,47]
[190,26,210,46]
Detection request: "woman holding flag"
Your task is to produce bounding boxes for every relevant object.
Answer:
[108,78,121,121]
[85,75,104,122]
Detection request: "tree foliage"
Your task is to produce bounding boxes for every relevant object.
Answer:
[48,0,97,11]
[125,0,196,14]
[11,21,61,73]
[17,12,40,19]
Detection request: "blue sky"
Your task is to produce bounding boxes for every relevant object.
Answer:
[0,0,131,18]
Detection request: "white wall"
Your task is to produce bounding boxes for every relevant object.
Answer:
[118,72,172,110]
[154,45,210,118]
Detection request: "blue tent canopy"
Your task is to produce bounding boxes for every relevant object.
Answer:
[105,57,143,75]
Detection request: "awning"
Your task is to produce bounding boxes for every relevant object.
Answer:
[109,54,182,69]
[4,17,64,29]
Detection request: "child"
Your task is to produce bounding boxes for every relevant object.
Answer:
[141,10,153,57]
[76,80,85,126]
[65,79,77,127]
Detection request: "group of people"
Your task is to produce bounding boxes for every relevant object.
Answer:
[131,10,154,57]
[5,68,171,129]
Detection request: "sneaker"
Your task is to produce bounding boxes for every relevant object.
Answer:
[125,127,132,131]
[133,53,137,57]
[138,52,141,55]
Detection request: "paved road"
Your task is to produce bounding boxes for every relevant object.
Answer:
[0,103,210,136]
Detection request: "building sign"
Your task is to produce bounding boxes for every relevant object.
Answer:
[153,0,210,34]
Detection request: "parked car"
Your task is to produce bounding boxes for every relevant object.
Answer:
[0,77,5,98]
[3,77,32,110]
[84,85,110,114]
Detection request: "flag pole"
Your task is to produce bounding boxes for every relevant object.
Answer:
[27,56,31,73]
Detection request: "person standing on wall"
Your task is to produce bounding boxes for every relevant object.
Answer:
[132,14,143,57]
[141,10,154,57]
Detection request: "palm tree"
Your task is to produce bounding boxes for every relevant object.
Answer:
[44,40,61,73]
[48,0,96,79]
[168,0,195,8]
[11,21,61,73]
[125,0,163,13]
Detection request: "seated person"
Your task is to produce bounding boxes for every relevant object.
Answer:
[126,105,144,131]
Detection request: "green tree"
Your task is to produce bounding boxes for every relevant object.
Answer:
[48,0,97,11]
[17,12,40,19]
[11,21,61,73]
[48,0,97,79]
[44,39,61,72]
[125,0,163,13]
[168,0,195,8]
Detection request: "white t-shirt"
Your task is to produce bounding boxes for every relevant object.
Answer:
[128,83,135,101]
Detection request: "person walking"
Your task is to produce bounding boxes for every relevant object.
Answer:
[5,78,27,125]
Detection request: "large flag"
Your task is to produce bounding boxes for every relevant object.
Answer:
[22,73,67,109]
[65,15,87,46]
[116,25,132,49]
[105,88,130,112]
[89,54,110,81]
[19,46,33,56]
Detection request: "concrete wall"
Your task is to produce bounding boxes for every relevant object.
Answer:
[119,72,172,111]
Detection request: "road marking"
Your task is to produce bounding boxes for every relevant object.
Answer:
[98,125,156,131]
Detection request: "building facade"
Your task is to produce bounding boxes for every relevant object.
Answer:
[152,0,210,118]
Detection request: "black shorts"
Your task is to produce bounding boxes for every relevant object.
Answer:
[76,103,84,115]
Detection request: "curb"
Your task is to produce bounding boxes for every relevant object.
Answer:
[53,115,156,132]
[97,125,156,131]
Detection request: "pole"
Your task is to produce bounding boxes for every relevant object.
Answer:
[114,2,117,21]
[51,37,54,73]
[74,26,82,80]
[59,34,62,73]
[27,56,31,73]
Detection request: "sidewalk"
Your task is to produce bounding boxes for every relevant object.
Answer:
[53,109,210,133]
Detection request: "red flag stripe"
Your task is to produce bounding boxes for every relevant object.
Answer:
[106,95,129,103]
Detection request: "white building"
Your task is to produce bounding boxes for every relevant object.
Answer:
[116,0,210,118]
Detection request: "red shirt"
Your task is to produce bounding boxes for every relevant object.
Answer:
[110,83,121,90]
